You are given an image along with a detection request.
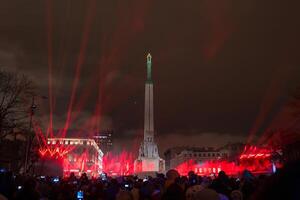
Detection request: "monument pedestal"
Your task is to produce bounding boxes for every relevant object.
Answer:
[134,157,165,175]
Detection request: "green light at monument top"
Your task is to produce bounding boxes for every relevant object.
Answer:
[147,53,152,81]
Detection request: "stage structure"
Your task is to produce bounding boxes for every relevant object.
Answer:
[39,138,103,177]
[135,53,165,173]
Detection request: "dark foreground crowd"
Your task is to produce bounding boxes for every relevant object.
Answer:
[0,161,300,200]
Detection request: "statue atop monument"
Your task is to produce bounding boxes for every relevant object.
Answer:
[147,53,152,81]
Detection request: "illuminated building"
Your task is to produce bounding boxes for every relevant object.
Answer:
[135,53,165,173]
[238,145,279,174]
[39,138,103,177]
[164,147,187,170]
[164,147,227,171]
[164,143,245,171]
[165,145,279,175]
[93,130,113,154]
[217,142,245,161]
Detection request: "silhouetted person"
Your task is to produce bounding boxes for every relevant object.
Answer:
[68,172,77,182]
[165,169,180,189]
[80,173,89,186]
[16,178,40,200]
[162,183,185,200]
[210,171,231,197]
[106,178,120,200]
[240,170,255,200]
[0,171,14,199]
[250,160,300,200]
[116,190,133,200]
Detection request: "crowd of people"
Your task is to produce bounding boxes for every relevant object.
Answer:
[0,160,299,200]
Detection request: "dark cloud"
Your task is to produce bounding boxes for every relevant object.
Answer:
[0,0,300,150]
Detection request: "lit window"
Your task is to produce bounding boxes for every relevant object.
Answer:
[47,141,50,144]
[52,141,56,145]
[65,141,68,145]
[75,141,78,145]
[70,141,74,145]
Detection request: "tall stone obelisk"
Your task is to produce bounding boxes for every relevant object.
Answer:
[144,53,154,145]
[135,53,165,173]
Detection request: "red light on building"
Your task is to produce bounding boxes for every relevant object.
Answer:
[175,146,280,176]
[39,138,103,177]
[238,146,274,174]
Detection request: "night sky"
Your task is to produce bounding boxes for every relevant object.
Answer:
[1,0,300,153]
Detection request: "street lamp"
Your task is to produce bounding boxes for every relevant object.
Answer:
[24,94,47,174]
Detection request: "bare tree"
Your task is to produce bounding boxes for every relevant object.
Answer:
[0,70,35,141]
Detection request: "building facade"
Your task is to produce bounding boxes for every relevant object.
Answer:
[164,147,225,170]
[218,142,245,162]
[164,143,244,171]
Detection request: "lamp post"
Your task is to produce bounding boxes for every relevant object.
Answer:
[24,94,47,174]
